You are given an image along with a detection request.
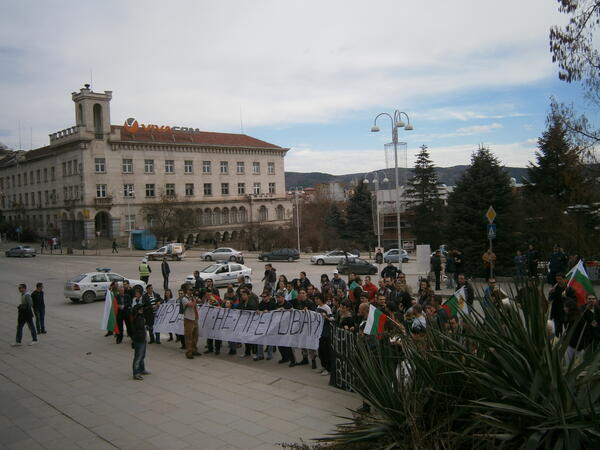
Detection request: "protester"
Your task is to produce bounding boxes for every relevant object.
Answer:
[161,257,170,290]
[526,244,539,278]
[223,300,238,355]
[205,293,223,355]
[138,258,151,283]
[255,289,276,361]
[456,274,474,308]
[181,284,200,359]
[381,261,399,280]
[330,270,347,293]
[549,273,577,337]
[582,294,600,351]
[274,292,296,365]
[262,264,277,293]
[548,245,568,285]
[483,278,508,310]
[115,285,131,344]
[240,289,258,358]
[13,283,37,346]
[445,251,456,289]
[430,250,442,290]
[130,296,149,380]
[163,288,175,342]
[315,294,333,376]
[31,282,46,334]
[142,285,162,344]
[363,276,378,300]
[417,279,435,307]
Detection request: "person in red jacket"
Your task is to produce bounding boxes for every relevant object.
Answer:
[363,275,378,300]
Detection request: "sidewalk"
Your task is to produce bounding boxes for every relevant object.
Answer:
[0,300,356,450]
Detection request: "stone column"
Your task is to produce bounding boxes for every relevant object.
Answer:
[110,218,121,239]
[83,219,95,241]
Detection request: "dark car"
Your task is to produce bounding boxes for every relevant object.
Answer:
[258,248,300,262]
[5,245,37,257]
[337,257,377,275]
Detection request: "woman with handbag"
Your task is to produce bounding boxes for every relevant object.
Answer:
[13,283,38,346]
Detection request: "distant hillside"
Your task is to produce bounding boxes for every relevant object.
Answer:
[285,166,529,190]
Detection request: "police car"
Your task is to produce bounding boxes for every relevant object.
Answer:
[64,268,146,303]
[185,262,252,288]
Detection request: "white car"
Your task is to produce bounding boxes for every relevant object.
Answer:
[202,247,244,262]
[185,263,251,288]
[64,269,146,304]
[146,243,185,261]
[310,250,358,265]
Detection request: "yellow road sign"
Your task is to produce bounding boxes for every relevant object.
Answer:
[486,206,496,224]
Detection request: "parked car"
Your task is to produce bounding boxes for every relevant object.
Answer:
[146,243,185,261]
[383,248,410,263]
[5,245,37,257]
[336,257,378,275]
[310,250,358,265]
[258,248,300,262]
[64,269,146,303]
[202,247,244,262]
[185,262,252,287]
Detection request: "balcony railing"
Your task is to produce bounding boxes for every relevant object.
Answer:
[49,125,81,143]
[94,196,113,207]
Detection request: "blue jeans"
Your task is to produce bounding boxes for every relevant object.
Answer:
[132,341,146,375]
[33,305,45,332]
[256,344,272,359]
[16,317,37,343]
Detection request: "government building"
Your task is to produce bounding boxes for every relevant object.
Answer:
[0,85,292,246]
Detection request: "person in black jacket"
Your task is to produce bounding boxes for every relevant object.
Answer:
[254,289,277,361]
[142,285,162,344]
[549,273,577,337]
[582,294,600,351]
[240,290,258,357]
[161,258,170,290]
[274,292,296,365]
[381,262,399,280]
[130,300,149,380]
[115,286,131,344]
[262,264,277,294]
[430,250,442,291]
[31,282,46,334]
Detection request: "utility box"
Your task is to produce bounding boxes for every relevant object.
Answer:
[131,230,157,251]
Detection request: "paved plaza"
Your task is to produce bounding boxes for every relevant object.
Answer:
[0,250,366,450]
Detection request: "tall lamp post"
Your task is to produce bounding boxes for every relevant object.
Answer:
[363,171,389,249]
[291,186,303,253]
[371,110,413,270]
[123,187,135,255]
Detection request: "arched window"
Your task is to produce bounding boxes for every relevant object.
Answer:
[203,208,212,226]
[230,207,238,224]
[222,208,229,225]
[258,206,268,222]
[239,207,247,223]
[93,104,103,139]
[276,205,285,221]
[213,208,222,225]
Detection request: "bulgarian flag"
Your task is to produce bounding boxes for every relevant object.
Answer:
[566,260,595,306]
[442,286,469,317]
[364,304,387,335]
[101,289,120,333]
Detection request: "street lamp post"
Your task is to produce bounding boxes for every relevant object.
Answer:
[291,186,303,253]
[364,171,389,249]
[371,110,413,271]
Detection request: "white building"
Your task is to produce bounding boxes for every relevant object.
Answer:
[0,85,292,245]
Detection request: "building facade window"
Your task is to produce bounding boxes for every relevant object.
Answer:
[144,159,155,174]
[23,173,27,186]
[44,191,49,204]
[95,158,106,173]
[68,186,73,199]
[268,182,276,194]
[96,184,107,198]
[252,162,260,174]
[220,161,228,174]
[145,184,155,197]
[73,159,79,174]
[237,183,245,195]
[184,160,193,173]
[123,184,135,197]
[165,183,176,196]
[37,192,41,205]
[203,183,212,196]
[202,161,211,174]
[51,189,57,204]
[253,182,261,194]
[66,162,72,176]
[122,158,133,173]
[51,167,55,181]
[185,183,194,196]
[236,161,245,174]
[62,163,66,177]
[165,160,175,173]
[24,193,29,206]
[44,168,49,182]
[17,174,21,186]
[221,183,229,195]
[36,169,41,183]
[63,187,68,201]
[268,162,275,175]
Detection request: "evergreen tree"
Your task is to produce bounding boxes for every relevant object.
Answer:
[525,113,587,203]
[445,146,517,276]
[406,145,444,248]
[343,182,374,249]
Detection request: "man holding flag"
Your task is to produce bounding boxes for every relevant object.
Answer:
[549,273,577,337]
[101,286,120,337]
[565,260,596,306]
[442,286,469,319]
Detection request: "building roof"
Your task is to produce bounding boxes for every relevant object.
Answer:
[115,126,283,149]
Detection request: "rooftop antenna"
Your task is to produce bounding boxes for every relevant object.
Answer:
[18,120,21,151]
[239,106,244,134]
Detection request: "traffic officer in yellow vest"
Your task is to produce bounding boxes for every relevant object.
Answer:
[138,258,151,284]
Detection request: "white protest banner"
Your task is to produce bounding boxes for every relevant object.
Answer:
[152,302,184,335]
[199,305,324,350]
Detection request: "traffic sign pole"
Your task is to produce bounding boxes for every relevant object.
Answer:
[485,207,496,279]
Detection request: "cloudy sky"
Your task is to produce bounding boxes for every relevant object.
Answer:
[0,0,590,174]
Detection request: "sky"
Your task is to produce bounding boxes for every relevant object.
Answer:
[0,0,593,175]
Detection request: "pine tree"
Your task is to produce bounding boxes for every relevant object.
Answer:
[343,182,374,249]
[406,145,444,247]
[445,146,517,276]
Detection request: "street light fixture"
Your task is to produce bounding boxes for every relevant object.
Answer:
[370,110,413,271]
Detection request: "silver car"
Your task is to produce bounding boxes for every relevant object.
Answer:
[185,262,252,287]
[64,270,146,303]
[202,247,243,262]
[310,250,358,265]
[383,249,410,263]
[5,245,37,257]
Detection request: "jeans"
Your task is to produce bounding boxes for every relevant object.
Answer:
[434,271,441,291]
[16,317,37,343]
[318,336,331,370]
[207,338,221,352]
[116,310,130,343]
[33,305,45,332]
[244,343,255,356]
[132,341,146,375]
[256,344,272,359]
[163,276,169,290]
[227,341,237,353]
[278,346,295,362]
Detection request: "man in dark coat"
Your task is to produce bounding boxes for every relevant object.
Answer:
[31,282,46,334]
[430,250,442,291]
[549,273,577,337]
[240,290,258,357]
[161,257,170,290]
[115,285,131,344]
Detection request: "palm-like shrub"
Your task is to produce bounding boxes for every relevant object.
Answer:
[320,284,600,449]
